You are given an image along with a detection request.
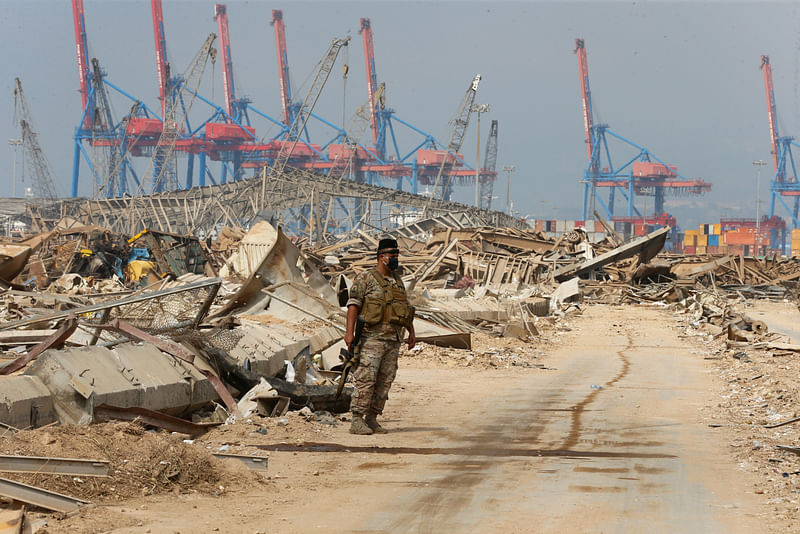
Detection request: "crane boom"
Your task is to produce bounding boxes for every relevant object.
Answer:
[760,55,781,174]
[574,38,594,168]
[72,0,91,130]
[271,10,293,127]
[359,18,380,149]
[430,74,481,202]
[148,33,217,192]
[14,78,60,201]
[479,119,498,210]
[151,0,170,117]
[214,4,236,120]
[260,36,350,208]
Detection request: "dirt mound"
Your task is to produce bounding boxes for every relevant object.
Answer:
[0,421,264,502]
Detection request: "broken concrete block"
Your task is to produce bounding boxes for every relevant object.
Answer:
[503,323,530,342]
[0,376,56,429]
[25,343,218,425]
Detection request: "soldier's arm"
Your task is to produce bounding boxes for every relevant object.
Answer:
[344,304,359,347]
[344,275,367,346]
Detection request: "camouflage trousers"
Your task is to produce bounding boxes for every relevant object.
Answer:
[350,336,400,416]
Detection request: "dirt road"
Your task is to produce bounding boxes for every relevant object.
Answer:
[53,305,768,533]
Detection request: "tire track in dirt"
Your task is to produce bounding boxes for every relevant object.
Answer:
[560,330,632,450]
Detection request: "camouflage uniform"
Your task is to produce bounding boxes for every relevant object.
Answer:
[346,269,407,416]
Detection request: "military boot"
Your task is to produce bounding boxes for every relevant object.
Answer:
[350,414,373,435]
[365,413,388,434]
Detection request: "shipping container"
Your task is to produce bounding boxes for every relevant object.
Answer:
[725,232,756,246]
[584,220,595,232]
[684,245,696,255]
[707,246,719,255]
[683,234,696,246]
[696,246,706,255]
[708,234,719,247]
[555,220,567,232]
[793,228,800,239]
[634,224,647,236]
[697,234,708,247]
[713,224,721,235]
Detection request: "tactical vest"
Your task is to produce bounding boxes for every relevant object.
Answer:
[360,268,414,327]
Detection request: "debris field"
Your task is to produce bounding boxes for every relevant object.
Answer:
[1,214,799,531]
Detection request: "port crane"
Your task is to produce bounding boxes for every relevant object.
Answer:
[480,120,499,210]
[760,55,800,230]
[13,78,60,203]
[429,74,481,203]
[260,35,351,208]
[68,3,495,213]
[574,38,711,222]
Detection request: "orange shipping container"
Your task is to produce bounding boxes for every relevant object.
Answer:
[696,234,708,247]
[725,231,756,246]
[696,246,707,255]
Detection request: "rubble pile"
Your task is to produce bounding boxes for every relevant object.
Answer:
[2,215,800,520]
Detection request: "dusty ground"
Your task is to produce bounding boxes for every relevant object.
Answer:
[2,302,797,532]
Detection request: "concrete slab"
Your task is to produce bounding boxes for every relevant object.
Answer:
[0,376,56,429]
[24,343,218,425]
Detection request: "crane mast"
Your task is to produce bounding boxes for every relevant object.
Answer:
[479,119,498,210]
[72,0,91,130]
[214,4,236,120]
[14,78,60,202]
[760,55,781,175]
[151,0,170,118]
[260,36,350,208]
[430,74,481,202]
[271,10,293,127]
[574,38,595,170]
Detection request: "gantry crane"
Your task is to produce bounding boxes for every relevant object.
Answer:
[574,38,711,222]
[760,55,800,230]
[68,3,496,208]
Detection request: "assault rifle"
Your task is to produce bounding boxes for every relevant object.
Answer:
[335,317,365,399]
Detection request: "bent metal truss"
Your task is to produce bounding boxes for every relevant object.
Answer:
[57,166,524,236]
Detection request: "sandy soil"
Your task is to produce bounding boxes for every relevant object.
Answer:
[3,303,795,533]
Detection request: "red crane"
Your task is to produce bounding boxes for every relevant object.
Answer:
[575,38,594,169]
[214,4,235,120]
[151,0,170,118]
[72,0,91,130]
[760,55,780,174]
[271,9,293,127]
[360,18,380,150]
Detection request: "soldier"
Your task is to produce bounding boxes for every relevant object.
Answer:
[344,237,416,435]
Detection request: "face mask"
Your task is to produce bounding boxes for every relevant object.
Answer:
[386,257,399,271]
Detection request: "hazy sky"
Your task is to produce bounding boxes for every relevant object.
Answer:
[3,0,799,230]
